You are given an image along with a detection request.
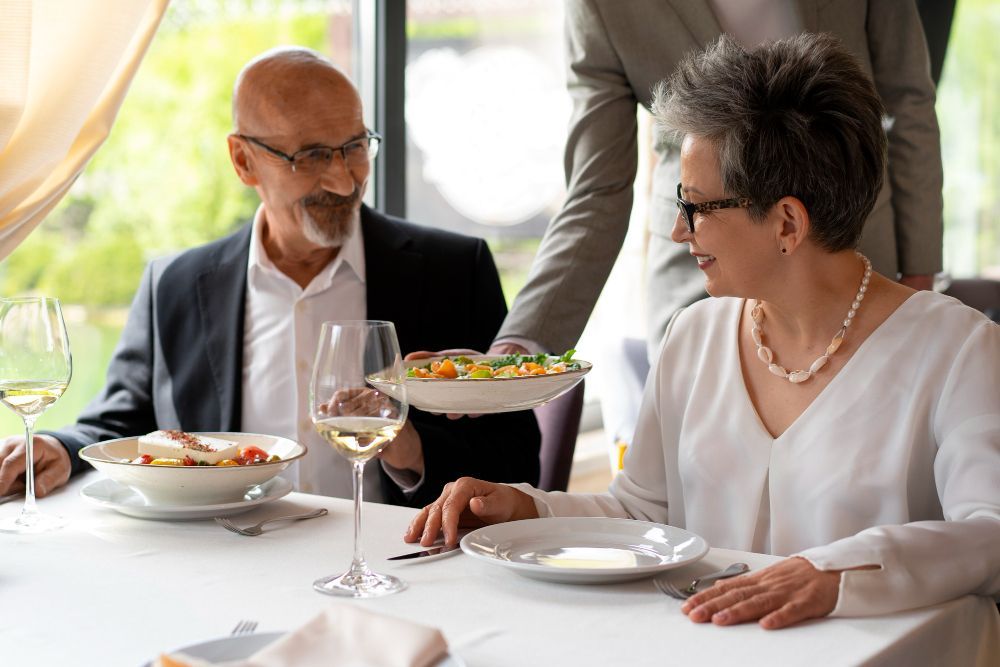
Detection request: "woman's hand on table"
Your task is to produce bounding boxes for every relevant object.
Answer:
[681,556,840,630]
[404,477,538,547]
[0,435,71,497]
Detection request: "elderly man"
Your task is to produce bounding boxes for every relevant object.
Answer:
[0,47,540,506]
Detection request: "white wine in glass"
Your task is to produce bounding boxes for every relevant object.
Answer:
[311,320,408,597]
[0,297,72,534]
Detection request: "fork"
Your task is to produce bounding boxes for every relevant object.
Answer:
[231,620,258,636]
[654,562,750,599]
[215,508,328,536]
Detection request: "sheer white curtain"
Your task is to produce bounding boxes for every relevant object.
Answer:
[0,0,169,261]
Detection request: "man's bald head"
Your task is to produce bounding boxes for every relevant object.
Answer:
[232,47,361,136]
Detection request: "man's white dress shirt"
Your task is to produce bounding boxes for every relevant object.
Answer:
[240,206,388,500]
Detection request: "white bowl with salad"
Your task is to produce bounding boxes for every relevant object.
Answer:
[386,351,590,414]
[79,432,306,505]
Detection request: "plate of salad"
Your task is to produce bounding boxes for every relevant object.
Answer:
[379,351,590,414]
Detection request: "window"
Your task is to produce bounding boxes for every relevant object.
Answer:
[0,1,353,435]
[404,0,567,301]
[938,0,1000,279]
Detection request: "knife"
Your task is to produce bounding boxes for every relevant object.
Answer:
[386,544,462,561]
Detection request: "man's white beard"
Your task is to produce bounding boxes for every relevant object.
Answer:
[301,206,356,248]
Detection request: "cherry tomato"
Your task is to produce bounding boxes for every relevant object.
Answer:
[239,446,269,464]
[132,454,154,465]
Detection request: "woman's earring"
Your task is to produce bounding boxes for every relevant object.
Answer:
[780,247,787,254]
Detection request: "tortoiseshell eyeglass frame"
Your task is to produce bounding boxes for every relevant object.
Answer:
[675,182,753,233]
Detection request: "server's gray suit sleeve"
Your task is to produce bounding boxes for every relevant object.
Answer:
[44,264,159,475]
[867,0,943,275]
[494,0,636,352]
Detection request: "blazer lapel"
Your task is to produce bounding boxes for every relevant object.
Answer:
[195,225,250,431]
[361,205,424,355]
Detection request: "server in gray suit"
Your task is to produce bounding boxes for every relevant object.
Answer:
[494,0,943,359]
[0,47,540,507]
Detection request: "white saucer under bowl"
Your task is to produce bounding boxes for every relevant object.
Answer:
[80,476,293,520]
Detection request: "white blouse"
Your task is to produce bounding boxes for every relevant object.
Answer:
[517,291,1000,616]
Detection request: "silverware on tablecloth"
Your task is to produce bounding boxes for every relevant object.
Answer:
[386,544,462,561]
[231,620,258,636]
[215,508,328,536]
[654,562,750,599]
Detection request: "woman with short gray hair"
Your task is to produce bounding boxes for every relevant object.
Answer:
[406,33,1000,629]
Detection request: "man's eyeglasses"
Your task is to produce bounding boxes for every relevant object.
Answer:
[675,182,752,233]
[237,130,382,174]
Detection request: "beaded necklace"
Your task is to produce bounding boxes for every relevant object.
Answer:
[751,253,872,384]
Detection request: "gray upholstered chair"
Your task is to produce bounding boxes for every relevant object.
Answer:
[534,380,585,492]
[943,278,1000,323]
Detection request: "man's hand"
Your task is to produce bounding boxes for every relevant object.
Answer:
[379,420,424,475]
[681,556,841,630]
[404,348,483,362]
[899,274,934,291]
[404,476,539,547]
[318,387,401,420]
[0,435,71,497]
[488,342,529,356]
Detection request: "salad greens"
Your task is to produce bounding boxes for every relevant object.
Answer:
[407,349,582,379]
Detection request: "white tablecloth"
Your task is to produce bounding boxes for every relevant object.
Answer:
[3,472,998,666]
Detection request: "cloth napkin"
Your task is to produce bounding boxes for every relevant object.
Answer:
[158,606,449,667]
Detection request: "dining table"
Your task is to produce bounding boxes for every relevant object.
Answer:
[3,471,998,666]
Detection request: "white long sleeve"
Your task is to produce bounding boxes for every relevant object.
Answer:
[797,318,1000,615]
[516,293,1000,616]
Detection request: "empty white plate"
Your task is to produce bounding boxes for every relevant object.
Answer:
[80,476,293,520]
[460,517,708,584]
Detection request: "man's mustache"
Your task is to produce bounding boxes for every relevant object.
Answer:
[302,189,360,209]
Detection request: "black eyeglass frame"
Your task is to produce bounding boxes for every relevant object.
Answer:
[236,130,382,173]
[675,182,752,233]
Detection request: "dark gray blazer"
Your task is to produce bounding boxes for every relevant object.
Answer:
[50,205,540,507]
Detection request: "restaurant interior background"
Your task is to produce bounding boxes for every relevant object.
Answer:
[1,0,997,489]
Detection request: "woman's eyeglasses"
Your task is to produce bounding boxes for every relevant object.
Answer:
[675,182,752,233]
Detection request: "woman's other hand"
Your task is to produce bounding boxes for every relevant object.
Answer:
[404,477,539,547]
[681,556,841,629]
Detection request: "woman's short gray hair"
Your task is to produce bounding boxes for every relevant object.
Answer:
[652,33,887,252]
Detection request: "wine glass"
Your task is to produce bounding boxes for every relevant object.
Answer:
[310,320,408,597]
[0,297,72,534]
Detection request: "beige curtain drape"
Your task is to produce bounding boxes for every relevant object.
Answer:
[0,0,170,262]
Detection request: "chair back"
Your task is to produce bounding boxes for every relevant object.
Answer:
[534,380,585,492]
[943,278,1000,322]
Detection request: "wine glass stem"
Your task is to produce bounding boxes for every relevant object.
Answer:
[350,459,367,572]
[21,416,38,518]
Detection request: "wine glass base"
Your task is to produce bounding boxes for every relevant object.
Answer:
[313,569,407,598]
[0,510,66,534]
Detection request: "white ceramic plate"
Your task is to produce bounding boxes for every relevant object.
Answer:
[146,632,466,666]
[79,432,305,505]
[460,517,708,584]
[80,476,293,520]
[377,355,590,414]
